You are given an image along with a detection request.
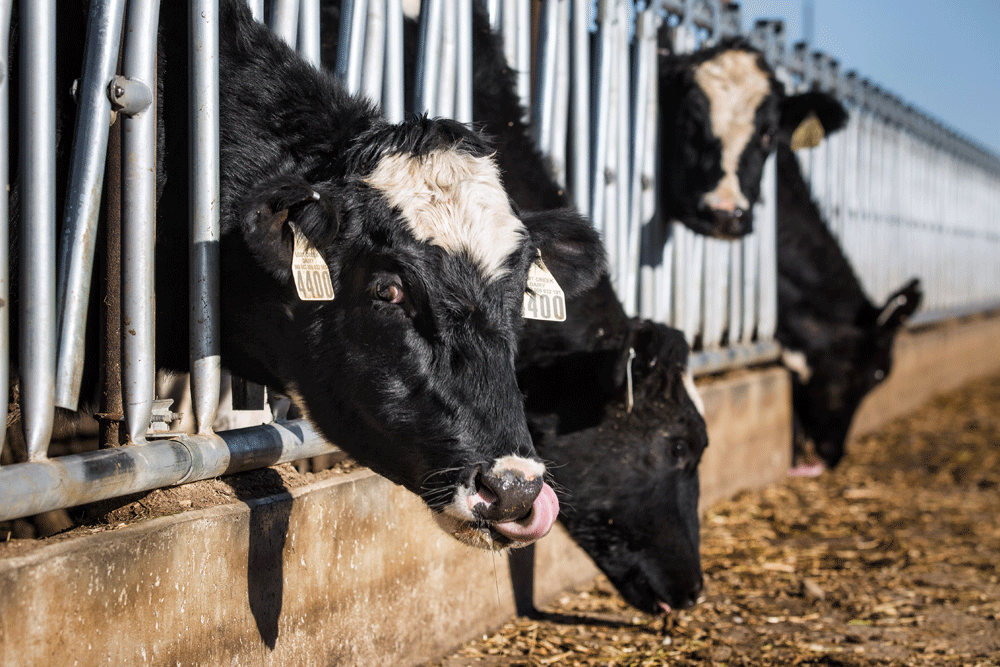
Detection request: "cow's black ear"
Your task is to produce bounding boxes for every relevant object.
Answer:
[520,207,605,298]
[876,278,922,330]
[779,91,849,147]
[240,175,342,283]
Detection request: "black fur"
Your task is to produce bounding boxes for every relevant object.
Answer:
[774,94,921,468]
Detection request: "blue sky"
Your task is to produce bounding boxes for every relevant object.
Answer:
[737,1,1000,157]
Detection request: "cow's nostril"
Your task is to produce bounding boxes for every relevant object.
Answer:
[474,469,543,522]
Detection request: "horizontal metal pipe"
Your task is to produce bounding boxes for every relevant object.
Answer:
[689,341,782,377]
[0,420,339,522]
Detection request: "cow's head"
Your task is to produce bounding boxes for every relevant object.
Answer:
[658,39,848,239]
[519,312,708,613]
[788,278,922,471]
[224,116,604,549]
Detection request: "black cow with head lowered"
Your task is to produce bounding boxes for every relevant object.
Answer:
[772,92,922,473]
[317,0,709,613]
[6,0,608,549]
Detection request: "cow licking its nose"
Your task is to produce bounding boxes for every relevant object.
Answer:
[473,463,546,523]
[441,455,559,548]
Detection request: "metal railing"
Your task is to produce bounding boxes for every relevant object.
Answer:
[749,21,1000,322]
[2,0,999,523]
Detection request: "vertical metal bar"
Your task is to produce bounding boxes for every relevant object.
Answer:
[298,0,322,68]
[612,0,630,305]
[54,0,128,410]
[413,0,443,114]
[514,0,531,121]
[436,0,457,118]
[590,0,613,242]
[756,153,778,340]
[533,0,561,157]
[190,0,222,434]
[338,0,368,95]
[361,0,386,106]
[122,0,160,444]
[248,0,264,22]
[382,0,404,122]
[569,0,590,215]
[270,0,300,49]
[0,0,11,457]
[20,0,57,460]
[455,0,473,124]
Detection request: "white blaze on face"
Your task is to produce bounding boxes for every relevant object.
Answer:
[401,0,420,19]
[366,149,526,280]
[693,50,772,213]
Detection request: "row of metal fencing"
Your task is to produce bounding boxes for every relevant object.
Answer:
[1,0,999,522]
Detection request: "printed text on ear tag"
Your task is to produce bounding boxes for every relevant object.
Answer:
[290,222,335,301]
[523,252,566,322]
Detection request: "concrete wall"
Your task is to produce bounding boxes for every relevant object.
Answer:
[1,312,993,667]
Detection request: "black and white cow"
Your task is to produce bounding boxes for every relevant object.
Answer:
[6,0,609,550]
[772,93,922,473]
[319,1,708,613]
[658,38,781,238]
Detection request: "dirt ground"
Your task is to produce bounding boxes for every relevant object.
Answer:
[425,373,1000,667]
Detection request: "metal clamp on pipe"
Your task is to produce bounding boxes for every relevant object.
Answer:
[107,75,152,120]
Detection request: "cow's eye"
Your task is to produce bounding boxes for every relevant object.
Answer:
[669,440,688,461]
[375,281,405,304]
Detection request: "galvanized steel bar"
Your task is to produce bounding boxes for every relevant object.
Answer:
[54,0,127,411]
[360,0,385,106]
[122,0,160,444]
[0,420,337,522]
[0,0,11,457]
[382,0,404,122]
[248,0,264,22]
[20,0,58,460]
[298,0,322,67]
[569,0,590,215]
[270,0,300,49]
[455,0,473,124]
[413,0,442,114]
[189,0,222,434]
[436,0,457,118]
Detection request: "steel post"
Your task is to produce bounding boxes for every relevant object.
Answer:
[189,0,222,434]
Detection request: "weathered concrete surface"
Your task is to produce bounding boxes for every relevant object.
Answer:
[1,312,992,667]
[697,365,792,512]
[0,469,597,667]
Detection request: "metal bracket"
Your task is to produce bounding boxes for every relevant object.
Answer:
[107,75,152,122]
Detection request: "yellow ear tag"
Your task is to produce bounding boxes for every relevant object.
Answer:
[790,110,825,150]
[290,222,335,301]
[523,252,566,322]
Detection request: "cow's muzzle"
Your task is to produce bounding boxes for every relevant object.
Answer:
[704,206,752,239]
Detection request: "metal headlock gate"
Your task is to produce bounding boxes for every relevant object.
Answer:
[2,0,999,523]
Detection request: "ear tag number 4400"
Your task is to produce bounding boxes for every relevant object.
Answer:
[523,252,566,322]
[290,222,335,301]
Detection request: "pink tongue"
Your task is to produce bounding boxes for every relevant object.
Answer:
[788,462,826,477]
[659,601,673,615]
[492,483,559,545]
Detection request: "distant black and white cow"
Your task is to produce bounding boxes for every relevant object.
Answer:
[772,93,922,473]
[658,38,781,238]
[7,0,609,550]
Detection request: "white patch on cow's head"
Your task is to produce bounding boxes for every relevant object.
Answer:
[401,0,421,19]
[693,50,772,212]
[781,349,813,383]
[682,369,705,417]
[366,149,526,281]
